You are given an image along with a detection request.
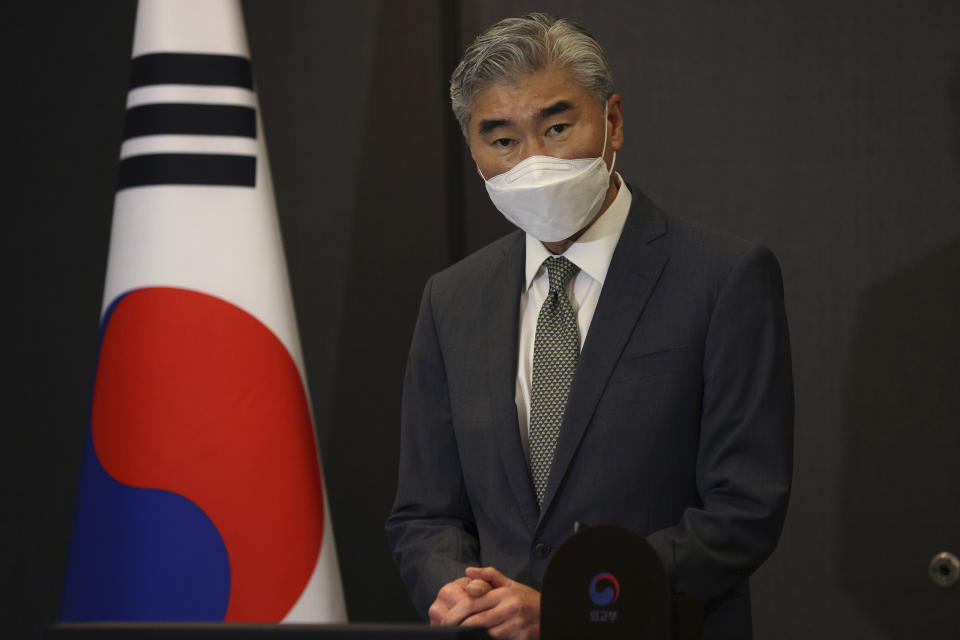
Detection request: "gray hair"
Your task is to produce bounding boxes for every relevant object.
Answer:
[450,13,615,136]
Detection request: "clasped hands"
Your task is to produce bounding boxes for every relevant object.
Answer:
[428,566,541,640]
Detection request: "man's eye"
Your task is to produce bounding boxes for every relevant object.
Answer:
[493,138,513,148]
[548,124,569,135]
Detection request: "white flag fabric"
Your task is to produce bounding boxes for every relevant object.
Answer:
[60,0,347,622]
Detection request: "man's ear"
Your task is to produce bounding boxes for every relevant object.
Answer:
[607,93,624,152]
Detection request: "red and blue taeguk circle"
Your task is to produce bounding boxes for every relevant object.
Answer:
[589,572,621,606]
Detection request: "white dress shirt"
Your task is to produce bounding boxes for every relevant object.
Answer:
[515,173,632,457]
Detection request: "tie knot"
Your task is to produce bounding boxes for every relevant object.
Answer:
[543,256,580,294]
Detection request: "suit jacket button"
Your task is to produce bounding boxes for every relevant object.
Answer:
[533,542,552,558]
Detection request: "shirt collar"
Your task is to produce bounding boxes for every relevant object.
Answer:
[524,172,633,290]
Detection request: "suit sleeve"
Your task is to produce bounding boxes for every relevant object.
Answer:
[385,275,481,618]
[645,244,794,599]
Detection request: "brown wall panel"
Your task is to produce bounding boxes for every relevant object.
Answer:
[243,0,449,622]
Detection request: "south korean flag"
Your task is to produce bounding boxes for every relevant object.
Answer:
[60,0,347,624]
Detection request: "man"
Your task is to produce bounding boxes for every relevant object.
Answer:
[387,13,793,640]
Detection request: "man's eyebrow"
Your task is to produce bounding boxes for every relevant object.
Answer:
[478,118,511,135]
[535,100,574,121]
[476,100,574,135]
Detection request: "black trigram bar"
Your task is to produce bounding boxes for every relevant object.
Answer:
[117,153,256,190]
[129,53,253,89]
[123,104,256,140]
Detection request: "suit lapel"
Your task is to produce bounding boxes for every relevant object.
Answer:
[537,193,669,523]
[481,232,540,533]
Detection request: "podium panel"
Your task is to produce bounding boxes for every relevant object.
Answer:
[45,623,491,640]
[541,525,679,639]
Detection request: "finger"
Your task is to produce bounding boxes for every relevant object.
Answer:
[441,591,490,627]
[465,565,512,588]
[428,600,449,625]
[461,586,522,626]
[464,578,493,598]
[461,599,510,631]
[430,576,472,625]
[484,619,524,640]
[436,576,471,606]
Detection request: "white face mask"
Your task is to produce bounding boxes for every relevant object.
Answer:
[479,107,616,243]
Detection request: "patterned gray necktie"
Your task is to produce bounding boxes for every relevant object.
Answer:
[529,256,581,507]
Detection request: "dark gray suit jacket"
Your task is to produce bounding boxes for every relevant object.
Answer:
[387,189,793,639]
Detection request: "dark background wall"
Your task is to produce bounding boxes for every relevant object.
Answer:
[4,1,958,638]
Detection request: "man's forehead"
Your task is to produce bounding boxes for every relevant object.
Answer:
[470,68,591,123]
